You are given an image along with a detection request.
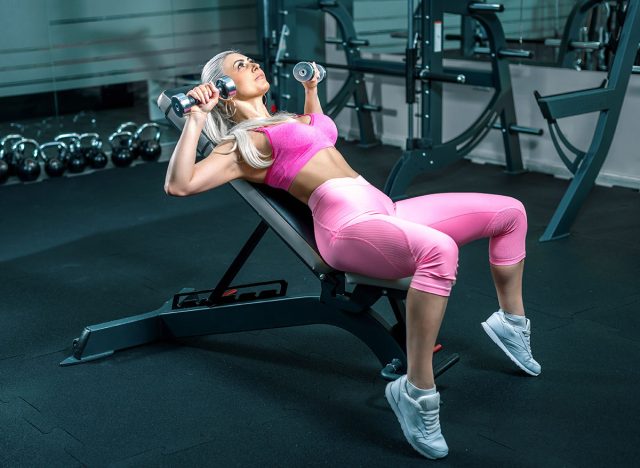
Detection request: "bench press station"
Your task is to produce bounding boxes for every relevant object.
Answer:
[60,87,459,382]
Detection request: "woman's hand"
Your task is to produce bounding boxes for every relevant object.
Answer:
[301,62,321,91]
[186,83,220,115]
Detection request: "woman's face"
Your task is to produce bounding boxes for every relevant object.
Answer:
[221,53,270,100]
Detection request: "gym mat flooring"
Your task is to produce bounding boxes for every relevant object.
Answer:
[1,125,639,467]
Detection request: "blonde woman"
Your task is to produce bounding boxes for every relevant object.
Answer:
[165,50,541,460]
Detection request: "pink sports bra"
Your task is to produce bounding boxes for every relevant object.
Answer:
[255,113,338,190]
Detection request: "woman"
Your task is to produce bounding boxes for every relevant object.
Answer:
[164,50,541,460]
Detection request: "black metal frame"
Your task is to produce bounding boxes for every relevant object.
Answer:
[61,217,458,380]
[533,0,640,241]
[384,0,533,198]
[61,88,460,381]
[262,0,540,199]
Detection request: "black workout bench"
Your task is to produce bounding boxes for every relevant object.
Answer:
[60,86,459,382]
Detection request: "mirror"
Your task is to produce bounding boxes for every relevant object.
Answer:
[351,0,638,71]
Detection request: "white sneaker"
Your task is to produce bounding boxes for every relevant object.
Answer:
[481,310,541,376]
[384,375,449,460]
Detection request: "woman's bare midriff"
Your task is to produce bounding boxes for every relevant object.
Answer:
[287,147,359,204]
[241,146,359,205]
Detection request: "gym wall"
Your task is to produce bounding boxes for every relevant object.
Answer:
[0,0,258,98]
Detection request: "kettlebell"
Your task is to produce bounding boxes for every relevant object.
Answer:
[54,133,85,173]
[79,133,108,169]
[0,159,8,184]
[134,123,162,162]
[109,131,135,167]
[116,122,141,159]
[40,141,68,178]
[11,138,42,182]
[1,134,24,177]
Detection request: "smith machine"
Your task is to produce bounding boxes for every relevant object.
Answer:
[261,0,640,241]
[260,0,542,197]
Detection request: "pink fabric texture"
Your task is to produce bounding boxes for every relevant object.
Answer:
[255,113,338,190]
[308,176,527,297]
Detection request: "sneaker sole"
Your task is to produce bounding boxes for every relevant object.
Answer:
[481,321,540,376]
[384,383,448,460]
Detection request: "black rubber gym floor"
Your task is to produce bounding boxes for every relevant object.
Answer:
[1,133,639,467]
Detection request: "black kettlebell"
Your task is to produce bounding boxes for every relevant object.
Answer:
[116,122,141,159]
[54,133,85,173]
[12,138,42,182]
[40,141,68,178]
[79,133,108,169]
[134,123,162,162]
[1,134,24,177]
[109,131,135,167]
[0,159,8,184]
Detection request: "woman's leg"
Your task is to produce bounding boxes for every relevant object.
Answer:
[405,288,448,389]
[394,192,528,308]
[394,192,540,376]
[315,212,459,386]
[316,214,458,460]
[491,259,525,316]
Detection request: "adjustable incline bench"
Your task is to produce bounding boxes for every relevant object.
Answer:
[60,86,459,382]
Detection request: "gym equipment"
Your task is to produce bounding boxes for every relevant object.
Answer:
[133,123,162,162]
[0,159,8,184]
[109,131,135,167]
[60,85,460,384]
[533,0,640,241]
[79,133,108,169]
[170,76,238,118]
[0,134,23,177]
[116,122,138,133]
[53,133,87,174]
[54,133,81,170]
[116,122,140,159]
[264,0,541,194]
[542,0,637,72]
[11,138,41,182]
[293,61,326,83]
[39,141,68,178]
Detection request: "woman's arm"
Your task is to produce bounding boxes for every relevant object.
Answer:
[165,82,241,196]
[164,112,207,195]
[302,62,323,114]
[165,118,241,196]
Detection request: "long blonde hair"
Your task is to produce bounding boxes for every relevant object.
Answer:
[201,50,295,168]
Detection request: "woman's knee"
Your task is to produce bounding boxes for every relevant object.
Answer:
[490,197,528,236]
[411,234,459,295]
[417,233,459,277]
[509,198,527,221]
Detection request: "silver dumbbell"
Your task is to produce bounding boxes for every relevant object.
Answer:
[293,62,326,83]
[171,76,237,118]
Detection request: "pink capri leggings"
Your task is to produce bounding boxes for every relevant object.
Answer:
[308,176,527,297]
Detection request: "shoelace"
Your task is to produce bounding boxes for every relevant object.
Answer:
[521,327,533,357]
[417,408,440,436]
